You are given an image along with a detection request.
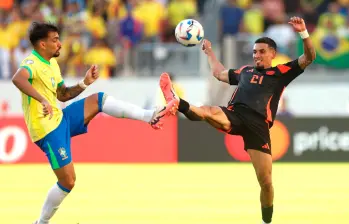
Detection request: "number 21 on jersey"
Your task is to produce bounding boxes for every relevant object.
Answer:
[250,75,263,85]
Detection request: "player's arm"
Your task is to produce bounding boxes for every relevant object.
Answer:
[297,35,316,70]
[12,68,53,118]
[56,82,85,102]
[12,68,46,103]
[289,17,316,70]
[202,39,230,84]
[57,65,99,102]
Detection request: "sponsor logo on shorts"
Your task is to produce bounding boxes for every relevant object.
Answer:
[58,147,68,160]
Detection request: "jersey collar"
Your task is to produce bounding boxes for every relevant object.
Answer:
[32,50,50,65]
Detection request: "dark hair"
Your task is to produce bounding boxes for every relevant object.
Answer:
[29,22,60,46]
[255,37,277,51]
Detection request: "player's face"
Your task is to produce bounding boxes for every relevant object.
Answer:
[253,43,276,69]
[45,31,62,58]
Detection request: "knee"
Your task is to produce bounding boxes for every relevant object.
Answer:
[199,106,218,119]
[59,176,76,191]
[90,92,105,112]
[258,174,273,192]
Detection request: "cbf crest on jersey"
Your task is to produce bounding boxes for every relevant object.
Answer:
[58,147,68,160]
[51,77,55,88]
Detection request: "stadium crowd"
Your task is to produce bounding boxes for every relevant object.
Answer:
[0,0,348,79]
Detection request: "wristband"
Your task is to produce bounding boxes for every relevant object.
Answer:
[299,30,309,39]
[78,80,88,89]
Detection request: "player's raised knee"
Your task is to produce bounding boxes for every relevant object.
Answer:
[199,106,212,119]
[199,106,220,119]
[88,92,106,112]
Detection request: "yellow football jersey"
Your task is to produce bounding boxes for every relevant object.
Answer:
[20,50,64,142]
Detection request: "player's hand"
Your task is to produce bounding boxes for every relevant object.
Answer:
[41,99,53,119]
[202,39,212,55]
[83,65,99,86]
[288,17,306,32]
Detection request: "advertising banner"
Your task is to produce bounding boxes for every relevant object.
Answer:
[0,115,177,164]
[178,118,349,162]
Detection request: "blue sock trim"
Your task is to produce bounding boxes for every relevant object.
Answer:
[98,92,104,112]
[57,182,71,193]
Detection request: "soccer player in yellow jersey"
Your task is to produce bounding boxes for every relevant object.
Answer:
[12,22,179,224]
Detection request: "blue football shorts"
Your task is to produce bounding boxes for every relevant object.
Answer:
[35,98,88,170]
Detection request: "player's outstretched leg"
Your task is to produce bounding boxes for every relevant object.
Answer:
[83,92,178,130]
[160,72,231,130]
[247,149,274,224]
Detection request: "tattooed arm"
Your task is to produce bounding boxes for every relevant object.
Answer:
[56,82,85,102]
[57,65,100,102]
[288,17,316,70]
[298,37,316,70]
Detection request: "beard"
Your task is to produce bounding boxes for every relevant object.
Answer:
[53,51,60,57]
[53,49,60,57]
[256,65,264,69]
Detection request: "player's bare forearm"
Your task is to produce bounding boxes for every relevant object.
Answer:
[12,69,45,103]
[298,37,316,70]
[207,51,227,82]
[56,84,84,102]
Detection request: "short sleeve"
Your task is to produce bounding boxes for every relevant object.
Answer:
[228,65,248,85]
[277,59,304,85]
[20,59,36,81]
[57,73,64,88]
[228,69,240,85]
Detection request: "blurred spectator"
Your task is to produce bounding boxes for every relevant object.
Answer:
[84,38,117,78]
[107,0,128,20]
[133,0,166,42]
[63,1,87,35]
[0,10,13,79]
[300,0,332,33]
[317,2,347,32]
[167,0,197,28]
[10,38,32,75]
[241,1,264,36]
[86,3,107,39]
[337,0,349,16]
[40,0,60,24]
[119,0,143,47]
[261,0,285,31]
[118,1,144,71]
[284,0,301,15]
[264,13,296,55]
[219,0,244,39]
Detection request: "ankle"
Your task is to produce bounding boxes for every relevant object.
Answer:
[178,98,189,113]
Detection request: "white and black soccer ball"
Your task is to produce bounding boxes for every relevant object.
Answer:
[175,19,204,47]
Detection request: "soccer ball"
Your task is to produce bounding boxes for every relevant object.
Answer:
[175,19,204,47]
